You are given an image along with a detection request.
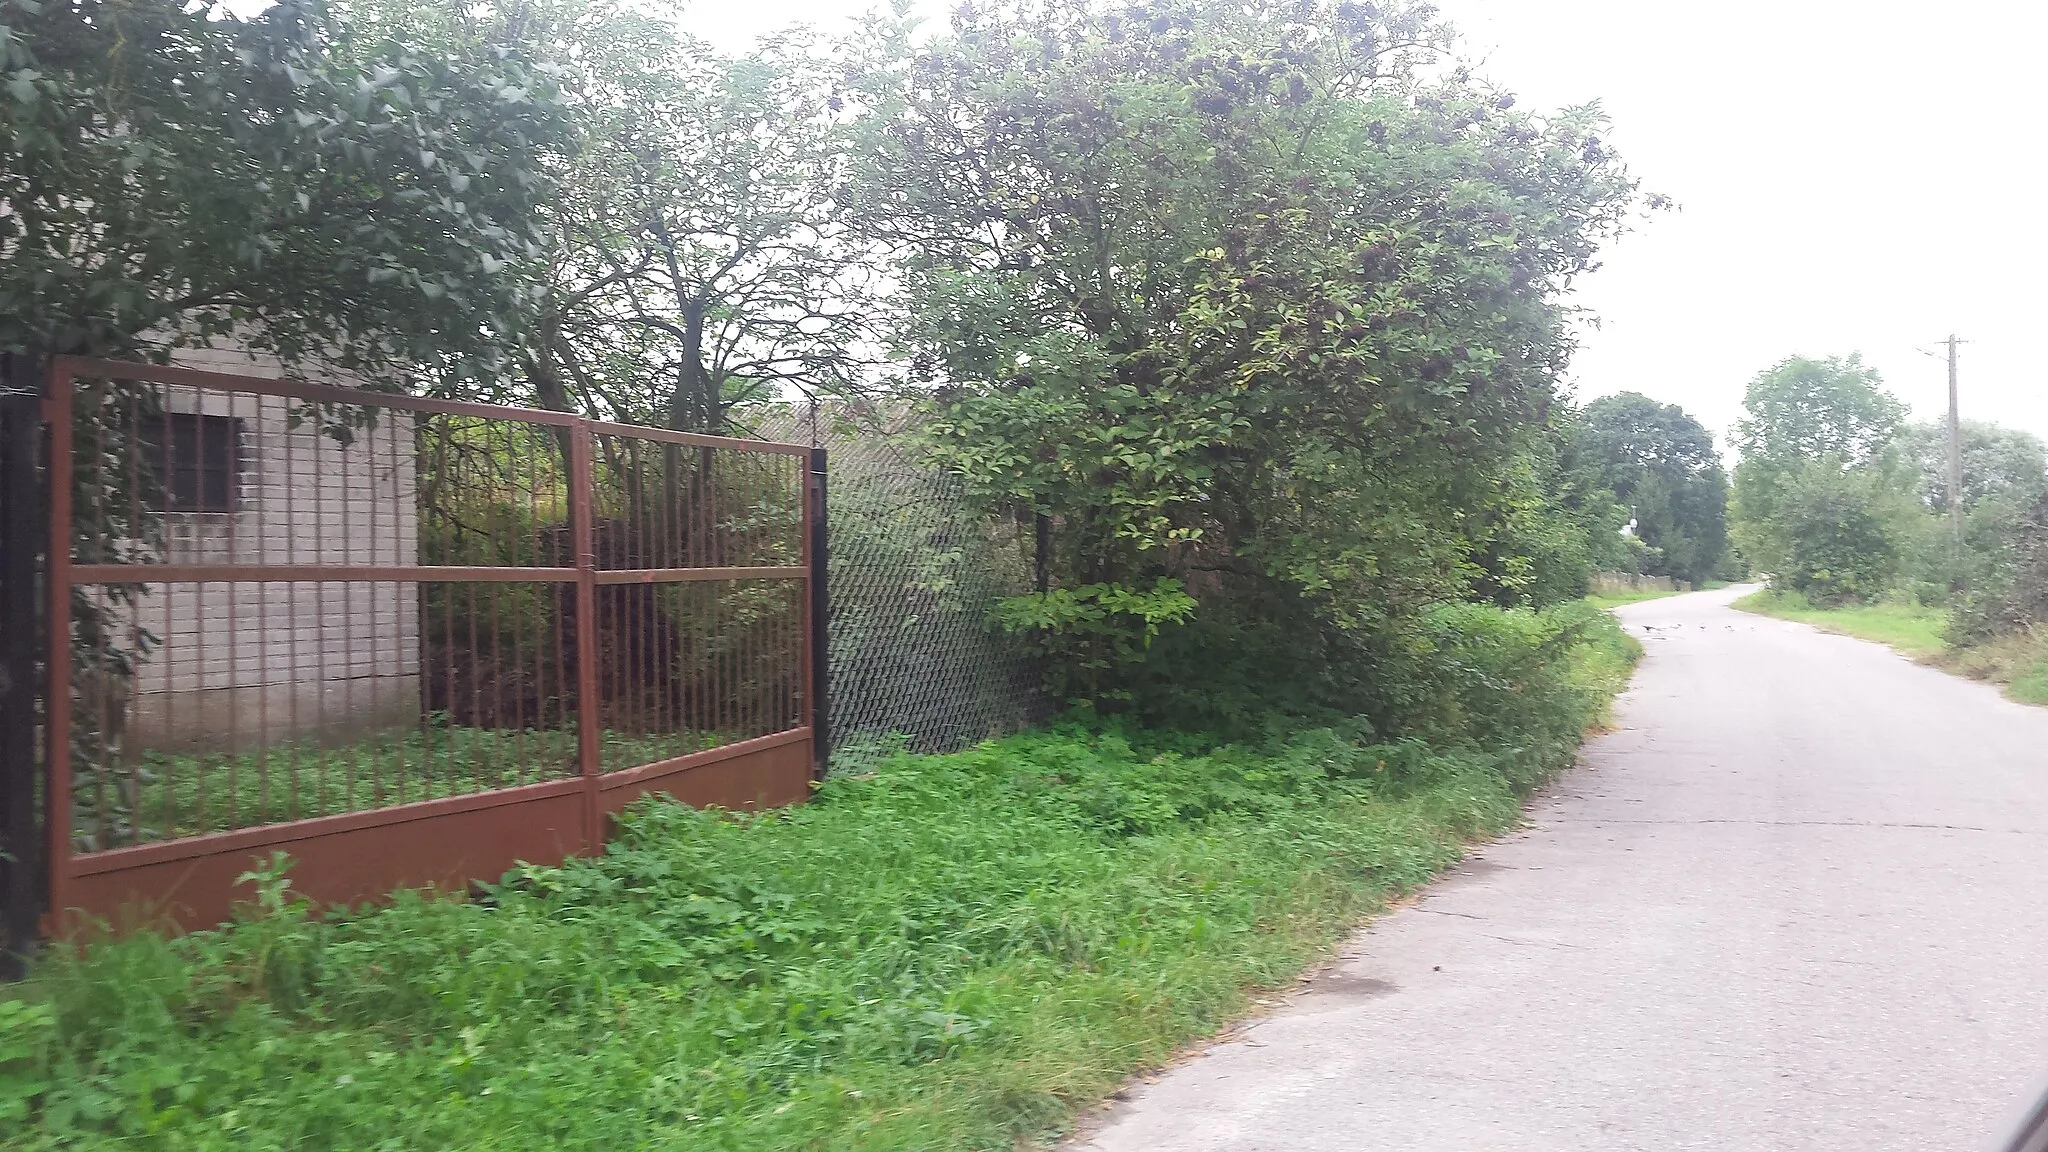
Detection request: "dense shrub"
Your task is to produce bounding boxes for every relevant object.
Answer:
[1123,594,1636,750]
[1777,463,1906,606]
[1948,492,2048,645]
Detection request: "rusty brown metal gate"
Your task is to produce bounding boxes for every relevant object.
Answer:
[40,356,824,930]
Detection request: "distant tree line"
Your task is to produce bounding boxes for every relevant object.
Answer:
[1569,393,1729,587]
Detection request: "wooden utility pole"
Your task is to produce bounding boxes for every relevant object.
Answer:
[1946,334,1963,566]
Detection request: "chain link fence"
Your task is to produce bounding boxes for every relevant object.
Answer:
[755,403,1045,760]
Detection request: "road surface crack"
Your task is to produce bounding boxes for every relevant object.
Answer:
[1477,933,1583,951]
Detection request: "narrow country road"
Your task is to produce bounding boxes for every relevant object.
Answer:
[1075,584,2048,1151]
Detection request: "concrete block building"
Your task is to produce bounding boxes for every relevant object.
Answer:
[121,347,421,751]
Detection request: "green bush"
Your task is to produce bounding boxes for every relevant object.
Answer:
[1122,594,1637,755]
[1778,464,1906,606]
[1948,493,2048,645]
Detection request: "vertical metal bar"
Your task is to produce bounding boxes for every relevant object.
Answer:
[284,402,302,821]
[229,392,246,828]
[122,387,142,841]
[106,391,124,845]
[257,398,276,822]
[509,429,528,786]
[550,435,569,775]
[191,392,209,833]
[569,420,601,850]
[615,435,631,752]
[714,451,728,748]
[416,414,435,802]
[1,374,44,974]
[355,400,371,812]
[806,446,829,779]
[717,579,730,748]
[466,577,481,792]
[42,361,74,926]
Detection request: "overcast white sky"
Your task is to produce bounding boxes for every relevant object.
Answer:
[681,0,2048,451]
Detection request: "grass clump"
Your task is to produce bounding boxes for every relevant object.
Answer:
[4,611,1637,1151]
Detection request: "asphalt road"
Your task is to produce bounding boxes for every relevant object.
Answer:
[1075,584,2048,1152]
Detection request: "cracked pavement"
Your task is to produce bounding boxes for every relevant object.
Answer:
[1072,584,2048,1151]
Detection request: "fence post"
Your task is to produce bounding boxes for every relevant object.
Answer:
[568,421,603,853]
[39,360,72,940]
[806,446,829,780]
[0,359,42,977]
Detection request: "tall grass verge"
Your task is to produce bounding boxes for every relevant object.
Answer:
[1732,587,1948,659]
[1735,586,2048,707]
[1939,630,2048,707]
[2,608,1638,1150]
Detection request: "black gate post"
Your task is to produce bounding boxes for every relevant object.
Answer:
[807,446,830,780]
[0,357,44,979]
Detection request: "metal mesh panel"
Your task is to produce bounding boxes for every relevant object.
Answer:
[53,364,814,851]
[757,404,1045,756]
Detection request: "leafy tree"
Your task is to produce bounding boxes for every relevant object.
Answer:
[1,0,573,382]
[1575,392,1727,585]
[1470,414,1631,606]
[1731,354,1908,577]
[3,0,573,844]
[1896,420,2048,513]
[1733,355,1905,472]
[853,0,1639,713]
[333,0,876,430]
[531,23,874,431]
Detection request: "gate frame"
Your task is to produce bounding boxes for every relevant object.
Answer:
[38,355,825,932]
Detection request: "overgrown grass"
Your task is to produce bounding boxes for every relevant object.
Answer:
[2018,662,2048,706]
[1732,587,1950,659]
[4,610,1638,1151]
[1938,630,2048,707]
[84,727,723,845]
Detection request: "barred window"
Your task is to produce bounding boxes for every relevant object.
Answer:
[148,412,244,513]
